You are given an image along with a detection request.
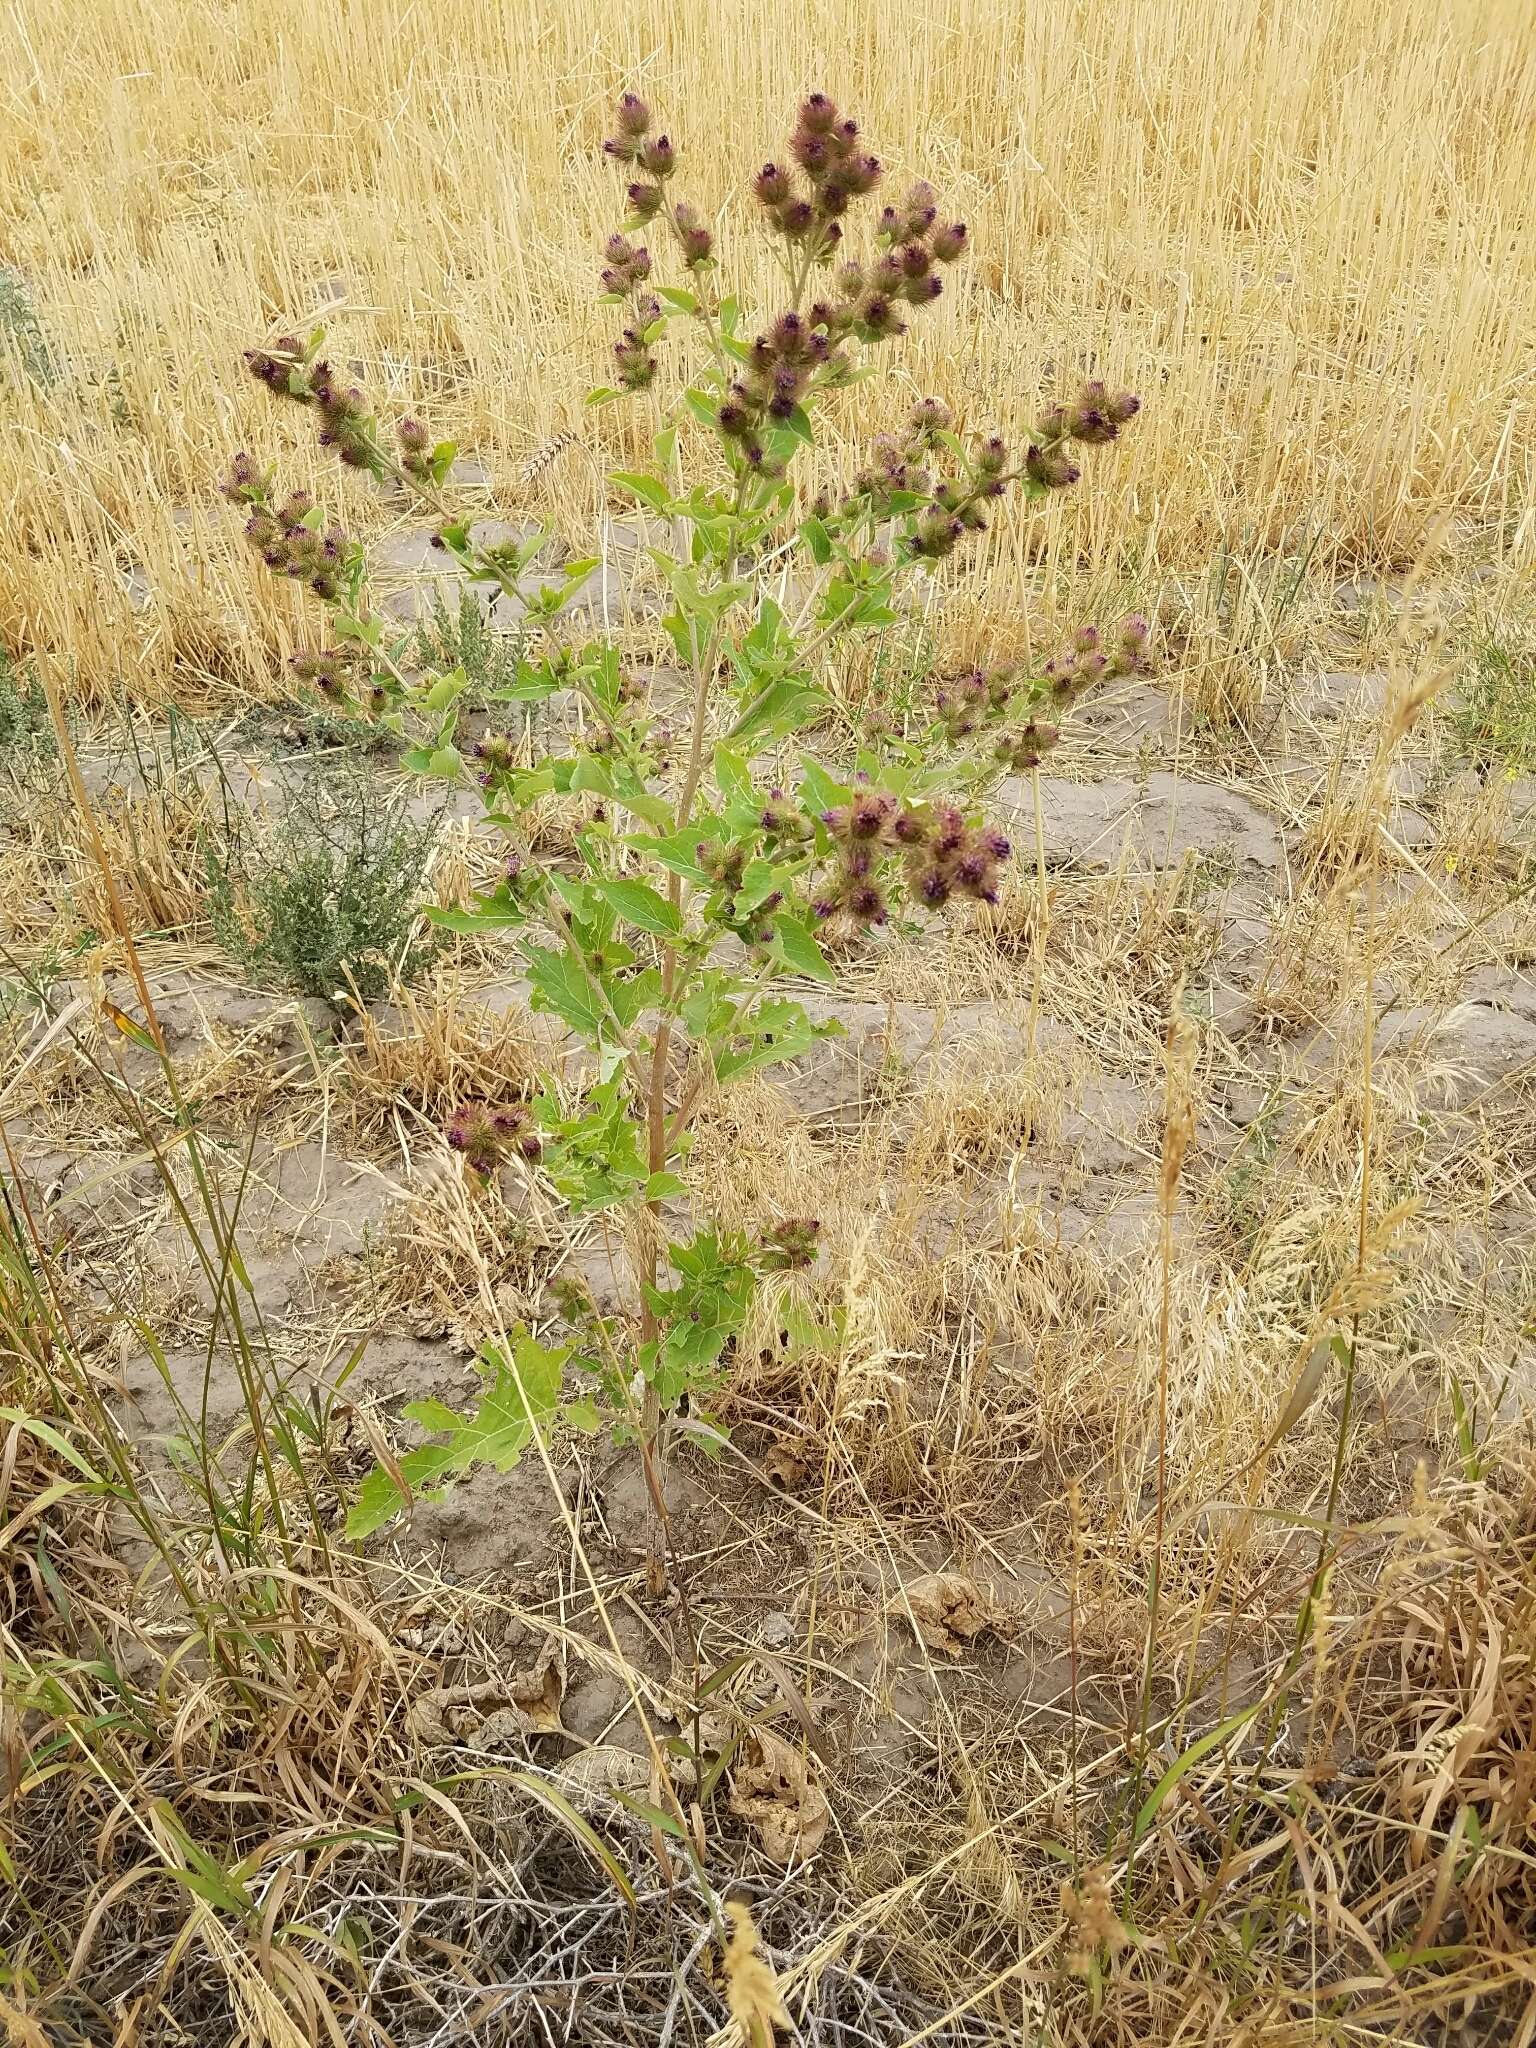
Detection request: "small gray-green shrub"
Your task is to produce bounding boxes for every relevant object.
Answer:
[207,763,439,1004]
[411,585,521,703]
[0,650,54,759]
[1452,620,1536,775]
[0,266,57,386]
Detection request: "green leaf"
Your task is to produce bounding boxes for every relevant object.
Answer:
[524,946,608,1041]
[346,1335,571,1538]
[587,875,683,938]
[712,997,835,1082]
[656,287,698,314]
[729,676,822,747]
[604,964,662,1030]
[487,662,565,704]
[712,744,754,805]
[684,388,722,431]
[611,470,671,514]
[567,757,672,827]
[797,756,848,818]
[643,1231,757,1405]
[424,903,526,934]
[536,1076,653,1213]
[0,1411,103,1483]
[586,386,620,406]
[427,744,462,778]
[770,913,836,985]
[799,516,833,566]
[782,403,813,446]
[346,1441,458,1538]
[610,1791,685,1837]
[627,820,722,887]
[421,669,466,714]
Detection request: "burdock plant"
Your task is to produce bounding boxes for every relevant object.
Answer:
[229,91,1143,1566]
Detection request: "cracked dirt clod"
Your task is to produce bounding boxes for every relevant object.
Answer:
[404,1651,565,1747]
[894,1571,1014,1658]
[727,1725,829,1866]
[761,1439,811,1491]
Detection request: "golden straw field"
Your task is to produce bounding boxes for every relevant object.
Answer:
[4,0,1534,703]
[2,1,1536,2043]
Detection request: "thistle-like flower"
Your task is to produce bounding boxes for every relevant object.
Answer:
[760,1217,821,1271]
[670,202,713,267]
[242,336,305,397]
[289,640,373,704]
[472,732,521,785]
[240,491,354,601]
[603,93,653,160]
[446,1101,541,1177]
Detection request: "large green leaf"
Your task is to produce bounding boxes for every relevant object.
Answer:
[588,876,684,938]
[627,821,722,888]
[425,902,527,934]
[770,913,836,985]
[641,1233,757,1405]
[610,470,672,513]
[712,997,836,1082]
[1131,1703,1263,1845]
[346,1335,572,1538]
[524,945,608,1041]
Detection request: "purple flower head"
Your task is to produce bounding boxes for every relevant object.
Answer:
[1025,443,1080,489]
[849,792,894,839]
[975,434,1008,477]
[848,883,887,925]
[755,162,791,206]
[761,1217,821,1271]
[1068,397,1117,445]
[220,450,262,502]
[888,181,937,240]
[792,131,831,177]
[672,201,713,265]
[932,805,965,855]
[799,92,839,136]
